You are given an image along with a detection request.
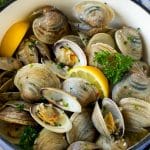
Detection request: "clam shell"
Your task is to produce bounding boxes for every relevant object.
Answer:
[30,103,72,133]
[0,121,26,144]
[86,43,116,67]
[54,39,87,67]
[0,57,22,71]
[115,26,143,60]
[0,104,35,125]
[112,73,150,103]
[14,63,60,102]
[32,6,69,44]
[87,33,115,51]
[119,98,150,129]
[41,87,81,112]
[67,141,99,150]
[73,1,115,28]
[92,98,125,138]
[34,128,68,150]
[63,77,98,107]
[66,109,97,144]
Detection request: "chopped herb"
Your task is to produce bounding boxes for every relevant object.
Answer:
[94,50,133,84]
[54,122,62,126]
[134,104,140,110]
[70,87,73,90]
[80,85,88,91]
[127,35,137,43]
[16,104,24,111]
[29,64,34,68]
[124,41,128,45]
[57,63,65,69]
[63,101,69,107]
[28,40,36,50]
[19,126,38,150]
[0,0,6,5]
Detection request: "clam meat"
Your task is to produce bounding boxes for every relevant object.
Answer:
[30,103,72,133]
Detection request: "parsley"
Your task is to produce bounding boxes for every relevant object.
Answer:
[57,63,65,69]
[19,126,38,150]
[94,51,133,84]
[16,104,25,111]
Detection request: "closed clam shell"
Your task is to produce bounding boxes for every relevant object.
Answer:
[0,121,26,144]
[92,98,125,138]
[119,98,150,129]
[63,77,98,107]
[34,128,68,150]
[66,109,97,144]
[32,6,70,44]
[87,33,115,51]
[67,141,99,150]
[73,1,115,28]
[30,103,72,133]
[115,26,143,60]
[112,73,150,103]
[14,63,60,102]
[41,87,81,112]
[0,102,35,125]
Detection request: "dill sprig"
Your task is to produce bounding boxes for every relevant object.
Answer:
[94,50,133,84]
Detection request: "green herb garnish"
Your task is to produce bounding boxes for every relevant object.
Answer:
[94,50,133,84]
[0,0,6,5]
[57,63,65,69]
[16,104,25,111]
[19,126,38,150]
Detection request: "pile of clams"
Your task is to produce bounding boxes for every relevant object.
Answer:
[0,1,150,150]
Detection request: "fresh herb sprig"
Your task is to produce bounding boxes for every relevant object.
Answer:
[94,50,133,84]
[19,126,38,150]
[16,104,25,112]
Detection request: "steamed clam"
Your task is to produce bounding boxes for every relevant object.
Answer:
[0,57,22,71]
[43,38,87,79]
[0,101,35,125]
[92,99,125,139]
[32,6,70,44]
[73,1,115,28]
[41,88,81,112]
[115,26,143,60]
[119,98,150,131]
[14,63,60,102]
[34,128,68,150]
[66,109,97,144]
[112,73,150,103]
[16,36,51,65]
[30,103,72,133]
[63,77,98,106]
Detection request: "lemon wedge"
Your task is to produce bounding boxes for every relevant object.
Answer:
[0,21,29,57]
[68,66,109,98]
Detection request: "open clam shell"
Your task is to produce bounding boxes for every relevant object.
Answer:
[92,98,125,138]
[41,88,81,112]
[44,39,87,79]
[34,128,68,150]
[30,103,72,133]
[63,77,98,107]
[66,109,97,144]
[73,1,115,28]
[115,26,143,60]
